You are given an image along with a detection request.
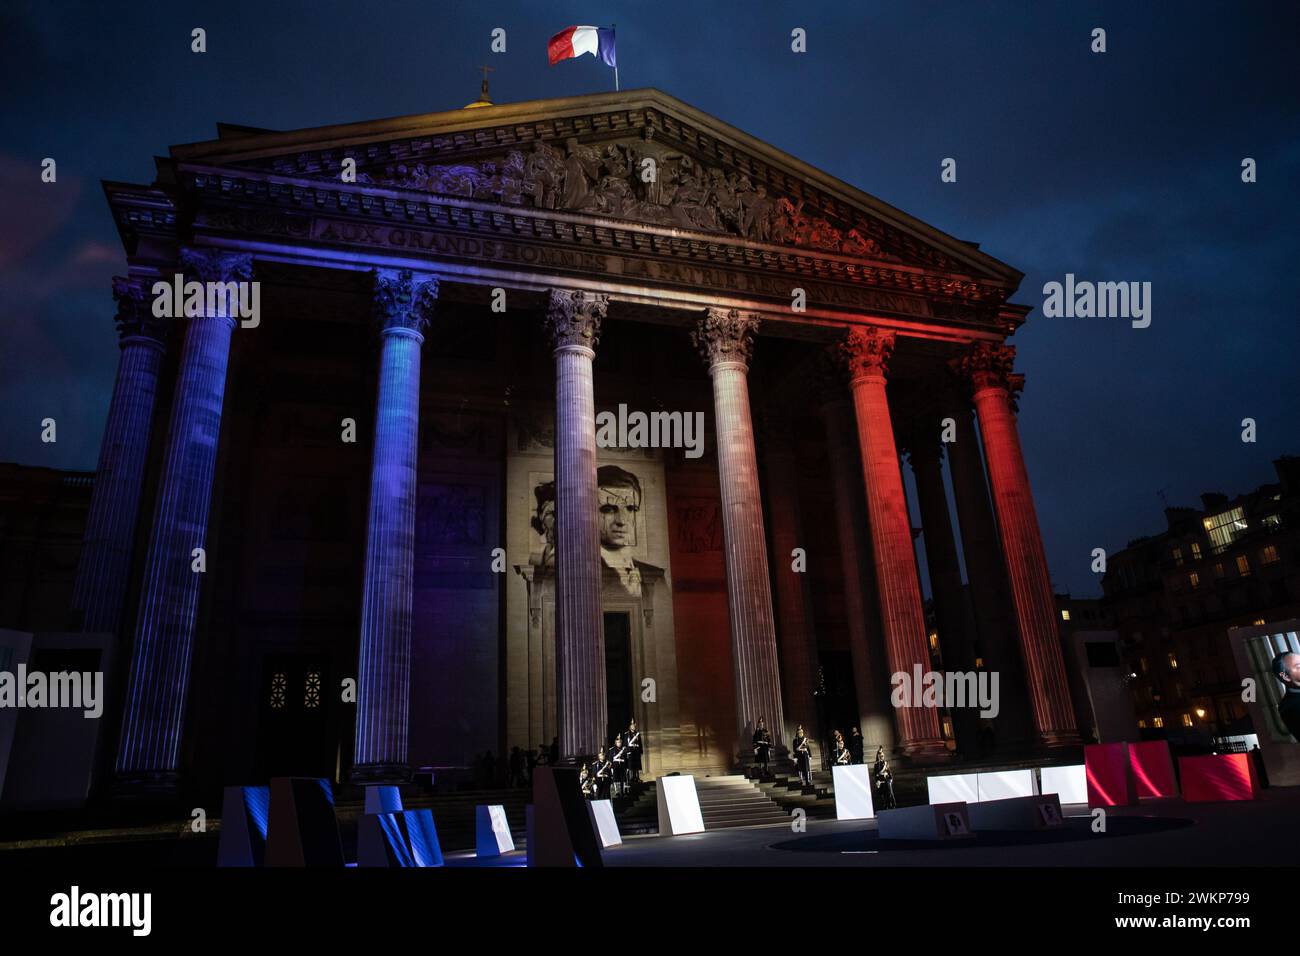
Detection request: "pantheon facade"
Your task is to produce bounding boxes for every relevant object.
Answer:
[82,88,1078,794]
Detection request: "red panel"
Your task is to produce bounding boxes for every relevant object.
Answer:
[1179,754,1259,802]
[1085,742,1137,807]
[1128,740,1179,798]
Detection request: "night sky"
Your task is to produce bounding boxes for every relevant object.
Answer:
[1,1,1297,597]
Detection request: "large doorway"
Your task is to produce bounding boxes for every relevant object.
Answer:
[603,612,633,745]
[255,652,334,780]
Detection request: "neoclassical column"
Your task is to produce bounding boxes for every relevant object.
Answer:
[72,277,169,635]
[815,361,896,755]
[959,342,1079,748]
[692,308,786,752]
[116,249,252,789]
[351,269,438,783]
[545,288,608,760]
[840,327,947,760]
[944,401,1034,749]
[756,402,819,747]
[903,426,978,749]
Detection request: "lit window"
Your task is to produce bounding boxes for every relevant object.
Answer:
[975,657,984,668]
[1139,657,1149,673]
[1236,554,1251,576]
[1262,514,1281,531]
[304,670,321,709]
[1172,547,1184,567]
[941,717,954,738]
[1213,563,1225,579]
[1061,609,1071,621]
[1261,545,1280,566]
[928,632,939,651]
[1137,719,1147,729]
[1181,713,1193,727]
[1167,652,1178,670]
[270,673,286,710]
[1190,542,1202,560]
[1253,618,1265,626]
[1188,572,1200,589]
[1204,507,1247,553]
[1153,716,1165,728]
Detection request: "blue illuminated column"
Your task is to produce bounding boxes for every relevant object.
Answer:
[72,276,169,635]
[544,288,608,759]
[351,269,437,783]
[692,308,787,753]
[115,249,252,791]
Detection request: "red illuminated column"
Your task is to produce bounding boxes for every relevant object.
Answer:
[840,327,946,760]
[960,342,1079,748]
[693,308,786,754]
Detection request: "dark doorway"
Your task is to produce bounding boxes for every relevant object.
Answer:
[255,653,334,780]
[603,612,633,745]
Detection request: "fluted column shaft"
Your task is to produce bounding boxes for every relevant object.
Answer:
[907,436,978,748]
[946,404,1033,747]
[819,394,896,754]
[758,409,819,747]
[694,309,786,753]
[546,289,608,759]
[352,270,437,782]
[962,343,1078,747]
[840,328,946,759]
[72,277,168,634]
[116,250,251,786]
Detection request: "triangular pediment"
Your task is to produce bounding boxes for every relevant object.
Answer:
[167,89,1020,290]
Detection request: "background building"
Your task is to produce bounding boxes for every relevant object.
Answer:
[1102,456,1300,746]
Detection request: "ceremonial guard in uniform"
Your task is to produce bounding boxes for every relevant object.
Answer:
[873,746,897,810]
[610,734,629,797]
[792,724,813,787]
[625,718,644,786]
[752,716,773,774]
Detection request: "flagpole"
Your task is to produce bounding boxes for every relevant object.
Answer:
[612,23,619,90]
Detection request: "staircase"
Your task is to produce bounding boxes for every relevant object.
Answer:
[614,773,793,834]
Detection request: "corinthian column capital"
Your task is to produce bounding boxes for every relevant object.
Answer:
[545,288,607,353]
[373,269,439,336]
[112,276,167,346]
[839,326,895,383]
[179,248,254,284]
[958,341,1017,392]
[692,307,760,370]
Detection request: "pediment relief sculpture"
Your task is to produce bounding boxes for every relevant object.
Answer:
[353,137,896,261]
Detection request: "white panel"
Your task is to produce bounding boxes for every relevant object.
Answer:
[588,799,622,848]
[1039,764,1088,805]
[476,804,515,857]
[967,793,1064,831]
[976,769,1036,801]
[832,765,876,820]
[927,772,979,805]
[657,775,705,835]
[878,801,971,840]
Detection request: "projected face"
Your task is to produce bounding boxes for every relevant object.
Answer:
[598,484,640,550]
[1282,653,1300,687]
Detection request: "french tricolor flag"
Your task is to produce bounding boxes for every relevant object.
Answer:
[548,25,617,68]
